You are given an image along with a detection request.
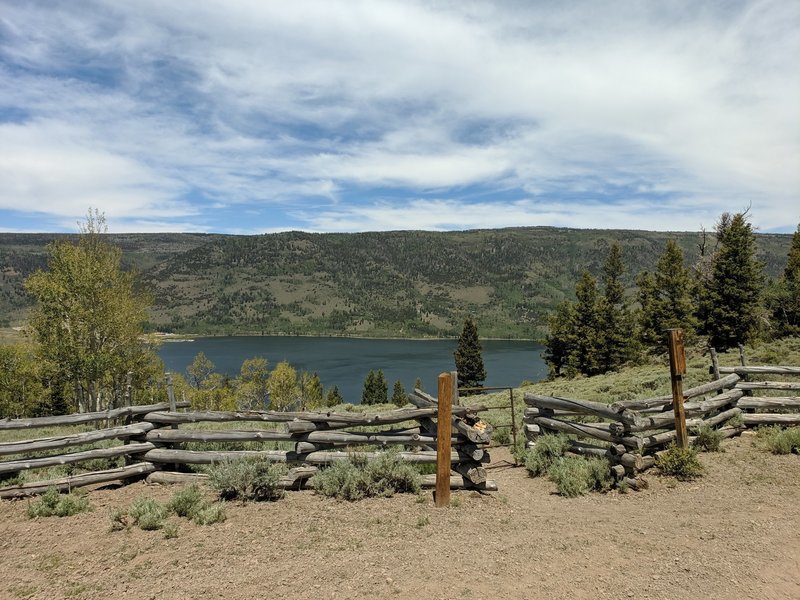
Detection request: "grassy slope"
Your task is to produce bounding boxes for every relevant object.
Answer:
[2,227,791,338]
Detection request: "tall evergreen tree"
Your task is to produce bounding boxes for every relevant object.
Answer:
[361,369,388,405]
[637,240,697,351]
[543,301,577,377]
[361,370,376,405]
[567,271,604,376]
[766,224,800,337]
[454,317,486,392]
[391,380,406,407]
[699,212,765,350]
[325,385,343,407]
[598,242,638,371]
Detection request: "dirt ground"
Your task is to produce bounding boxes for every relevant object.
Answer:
[1,436,799,600]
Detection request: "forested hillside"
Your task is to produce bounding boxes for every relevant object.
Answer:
[0,228,792,339]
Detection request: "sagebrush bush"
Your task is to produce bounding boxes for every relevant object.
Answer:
[547,456,613,497]
[26,487,91,518]
[692,426,723,452]
[109,507,131,531]
[313,451,421,501]
[207,458,286,502]
[167,484,206,518]
[756,426,800,455]
[192,502,227,525]
[162,520,179,539]
[726,412,744,428]
[656,445,703,480]
[129,496,168,530]
[523,433,571,477]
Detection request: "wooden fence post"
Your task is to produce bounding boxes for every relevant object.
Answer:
[450,370,459,406]
[667,329,688,449]
[435,372,453,507]
[709,348,720,381]
[738,344,747,367]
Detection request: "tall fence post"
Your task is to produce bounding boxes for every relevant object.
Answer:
[450,370,459,406]
[667,329,688,449]
[709,348,720,381]
[738,343,747,367]
[435,372,453,507]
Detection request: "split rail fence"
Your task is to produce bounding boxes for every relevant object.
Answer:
[524,355,800,490]
[0,381,495,499]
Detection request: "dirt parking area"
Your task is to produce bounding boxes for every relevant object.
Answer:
[1,436,799,600]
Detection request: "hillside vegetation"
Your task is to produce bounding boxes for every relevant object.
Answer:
[0,227,792,338]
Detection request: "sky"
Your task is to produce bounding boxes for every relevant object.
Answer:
[0,1,798,235]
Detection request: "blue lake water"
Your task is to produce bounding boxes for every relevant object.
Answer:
[158,336,547,403]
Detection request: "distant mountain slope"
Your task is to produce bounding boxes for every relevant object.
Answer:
[0,227,792,338]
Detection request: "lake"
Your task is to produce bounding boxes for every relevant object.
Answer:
[158,336,547,403]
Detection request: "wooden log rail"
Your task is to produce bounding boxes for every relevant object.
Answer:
[0,423,155,456]
[0,401,190,430]
[717,366,800,376]
[610,374,740,411]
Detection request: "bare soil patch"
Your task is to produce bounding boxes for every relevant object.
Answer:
[1,436,799,600]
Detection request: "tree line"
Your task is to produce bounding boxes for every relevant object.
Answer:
[544,212,800,378]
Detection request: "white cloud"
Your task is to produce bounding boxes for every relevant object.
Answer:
[0,0,797,232]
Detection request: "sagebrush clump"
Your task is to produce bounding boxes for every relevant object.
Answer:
[129,496,168,530]
[26,487,92,518]
[656,444,704,480]
[547,456,613,498]
[207,458,286,502]
[522,433,571,477]
[692,426,723,452]
[756,426,800,455]
[313,451,421,501]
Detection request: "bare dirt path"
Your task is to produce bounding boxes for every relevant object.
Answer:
[1,436,799,600]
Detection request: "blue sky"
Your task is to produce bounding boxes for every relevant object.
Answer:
[0,1,798,234]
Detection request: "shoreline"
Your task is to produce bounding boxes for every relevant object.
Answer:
[152,331,540,343]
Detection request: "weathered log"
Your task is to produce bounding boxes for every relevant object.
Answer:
[566,440,612,459]
[524,407,579,419]
[523,423,540,442]
[717,366,800,376]
[532,416,644,451]
[145,428,449,446]
[684,389,744,415]
[142,447,479,465]
[611,374,741,410]
[622,476,648,491]
[736,396,800,410]
[0,462,157,498]
[696,407,742,430]
[611,464,626,479]
[408,391,491,444]
[736,381,800,391]
[0,423,154,456]
[145,407,445,427]
[0,401,190,431]
[420,475,497,491]
[0,442,155,476]
[742,413,800,426]
[453,462,488,485]
[524,393,643,426]
[619,453,656,471]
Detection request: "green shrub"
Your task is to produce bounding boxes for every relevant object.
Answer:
[547,456,613,498]
[493,427,510,446]
[725,412,744,428]
[207,458,286,502]
[167,484,206,519]
[163,521,179,539]
[313,451,421,501]
[26,488,91,518]
[109,507,131,531]
[192,502,227,525]
[692,426,723,452]
[756,426,800,455]
[129,496,168,530]
[523,433,571,477]
[656,445,704,481]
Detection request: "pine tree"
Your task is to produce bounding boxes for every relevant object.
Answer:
[361,370,376,405]
[637,240,697,352]
[567,271,604,376]
[413,377,423,392]
[325,385,343,407]
[454,317,486,392]
[699,212,765,350]
[598,242,638,371]
[543,301,577,377]
[391,380,406,407]
[361,369,388,405]
[767,224,800,337]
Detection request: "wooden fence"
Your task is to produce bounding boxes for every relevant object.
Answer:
[524,358,800,490]
[0,386,496,499]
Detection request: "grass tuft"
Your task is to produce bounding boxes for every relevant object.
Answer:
[756,426,800,455]
[692,426,723,452]
[547,456,613,497]
[129,496,168,531]
[167,484,206,519]
[192,502,227,525]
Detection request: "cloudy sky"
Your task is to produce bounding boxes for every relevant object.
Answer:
[0,1,798,234]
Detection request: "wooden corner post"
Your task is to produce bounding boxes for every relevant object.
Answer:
[667,329,688,449]
[435,372,453,507]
